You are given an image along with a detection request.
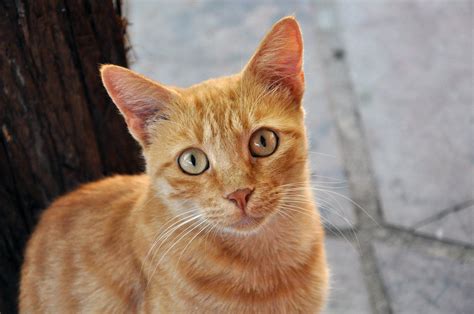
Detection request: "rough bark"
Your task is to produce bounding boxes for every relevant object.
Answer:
[0,1,142,312]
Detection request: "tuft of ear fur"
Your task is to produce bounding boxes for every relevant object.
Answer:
[244,16,304,103]
[100,65,178,146]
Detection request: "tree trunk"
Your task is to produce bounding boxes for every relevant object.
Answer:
[0,1,142,312]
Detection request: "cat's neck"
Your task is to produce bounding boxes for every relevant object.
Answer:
[217,207,320,264]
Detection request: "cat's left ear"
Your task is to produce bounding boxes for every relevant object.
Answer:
[100,65,178,146]
[243,16,304,103]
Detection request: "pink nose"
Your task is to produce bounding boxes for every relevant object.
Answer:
[226,188,254,212]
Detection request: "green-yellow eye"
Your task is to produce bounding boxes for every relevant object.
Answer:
[178,148,209,175]
[249,128,279,157]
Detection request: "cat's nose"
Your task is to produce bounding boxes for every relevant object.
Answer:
[226,188,254,213]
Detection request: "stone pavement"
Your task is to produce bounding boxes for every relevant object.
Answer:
[126,1,473,313]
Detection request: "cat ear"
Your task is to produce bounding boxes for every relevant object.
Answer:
[100,65,177,146]
[243,16,304,103]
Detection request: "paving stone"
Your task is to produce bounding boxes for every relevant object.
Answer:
[374,241,474,314]
[416,204,474,245]
[337,1,474,230]
[127,0,355,227]
[325,237,371,314]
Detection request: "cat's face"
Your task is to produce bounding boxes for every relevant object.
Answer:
[101,17,307,233]
[145,76,307,232]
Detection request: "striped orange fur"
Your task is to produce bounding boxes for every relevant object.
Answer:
[20,17,328,313]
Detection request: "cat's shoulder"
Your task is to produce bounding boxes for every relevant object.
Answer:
[55,174,147,203]
[39,174,148,223]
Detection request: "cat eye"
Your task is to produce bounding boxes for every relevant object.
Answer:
[178,148,209,175]
[249,128,279,157]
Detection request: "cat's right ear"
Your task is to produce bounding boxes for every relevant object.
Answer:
[100,65,177,146]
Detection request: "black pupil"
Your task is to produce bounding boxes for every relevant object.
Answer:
[260,135,267,147]
[190,154,196,167]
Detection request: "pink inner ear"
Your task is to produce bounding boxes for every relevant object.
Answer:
[121,103,160,144]
[247,18,305,102]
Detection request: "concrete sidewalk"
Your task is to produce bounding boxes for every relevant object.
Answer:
[127,1,473,313]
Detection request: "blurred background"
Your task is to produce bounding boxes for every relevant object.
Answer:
[0,0,472,313]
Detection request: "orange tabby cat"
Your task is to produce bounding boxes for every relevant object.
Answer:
[20,17,328,313]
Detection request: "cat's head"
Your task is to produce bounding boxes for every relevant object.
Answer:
[101,17,309,234]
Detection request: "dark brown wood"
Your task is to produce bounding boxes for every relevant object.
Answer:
[0,1,142,312]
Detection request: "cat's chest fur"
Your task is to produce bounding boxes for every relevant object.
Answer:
[136,205,327,313]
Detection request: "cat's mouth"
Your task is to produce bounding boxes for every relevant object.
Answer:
[226,193,281,232]
[229,215,265,231]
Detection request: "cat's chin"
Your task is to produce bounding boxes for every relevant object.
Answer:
[224,215,266,233]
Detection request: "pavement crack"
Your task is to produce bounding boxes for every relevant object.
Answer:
[377,224,474,262]
[411,200,474,229]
